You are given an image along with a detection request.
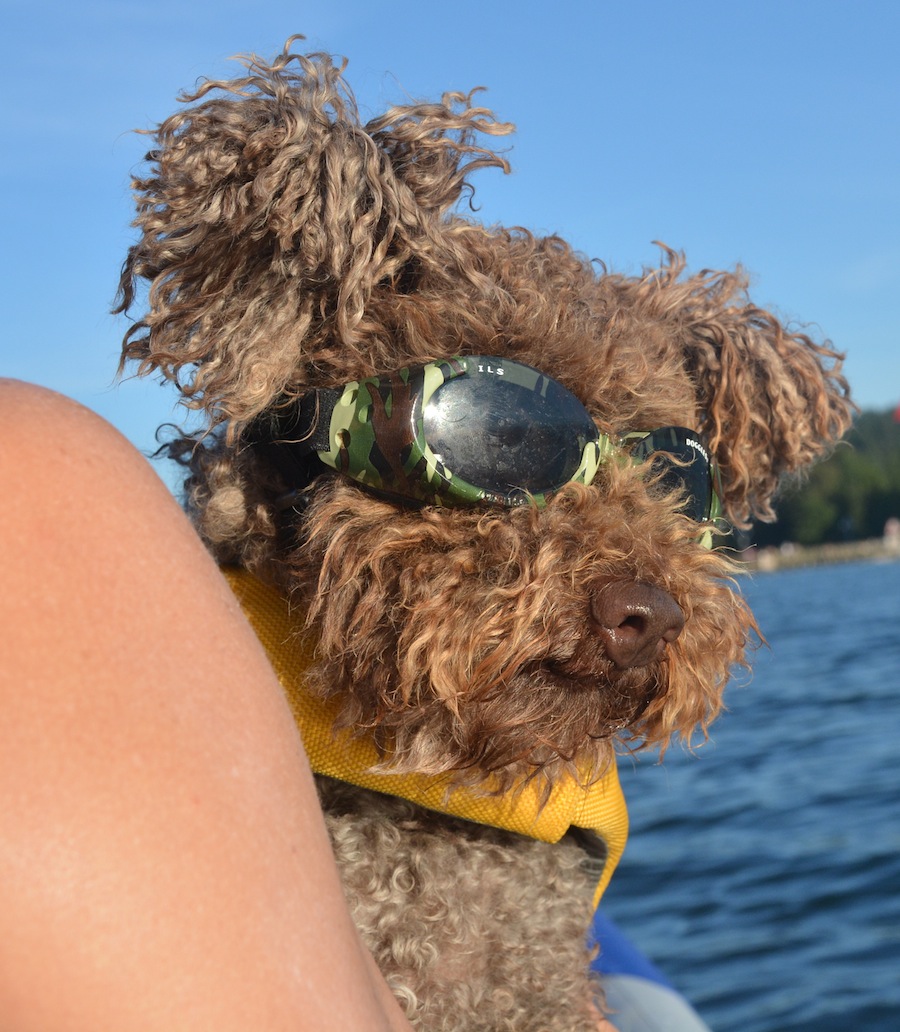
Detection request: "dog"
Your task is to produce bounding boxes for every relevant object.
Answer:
[116,37,853,1030]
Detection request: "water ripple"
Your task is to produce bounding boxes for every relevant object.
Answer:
[600,559,900,1032]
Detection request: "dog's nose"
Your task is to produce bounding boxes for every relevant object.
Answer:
[590,581,685,668]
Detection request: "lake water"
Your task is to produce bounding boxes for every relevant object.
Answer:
[598,558,900,1031]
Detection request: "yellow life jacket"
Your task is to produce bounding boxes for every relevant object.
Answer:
[223,567,628,908]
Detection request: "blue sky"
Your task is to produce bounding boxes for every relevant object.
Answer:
[4,1,898,481]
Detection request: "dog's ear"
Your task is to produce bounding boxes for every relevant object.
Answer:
[116,37,512,430]
[668,252,855,527]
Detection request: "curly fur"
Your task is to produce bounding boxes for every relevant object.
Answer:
[288,472,752,790]
[318,776,601,1031]
[117,37,855,1030]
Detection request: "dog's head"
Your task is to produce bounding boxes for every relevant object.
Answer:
[118,39,853,790]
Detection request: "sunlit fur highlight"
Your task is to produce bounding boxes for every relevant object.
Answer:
[116,37,855,1032]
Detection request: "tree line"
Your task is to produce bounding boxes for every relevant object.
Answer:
[743,408,900,548]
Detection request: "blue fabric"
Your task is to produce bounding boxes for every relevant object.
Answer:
[590,911,671,987]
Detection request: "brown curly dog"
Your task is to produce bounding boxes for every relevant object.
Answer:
[116,37,853,1031]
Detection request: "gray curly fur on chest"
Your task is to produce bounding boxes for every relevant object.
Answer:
[317,775,603,1031]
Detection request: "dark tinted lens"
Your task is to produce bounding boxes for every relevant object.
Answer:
[423,367,597,494]
[630,428,713,522]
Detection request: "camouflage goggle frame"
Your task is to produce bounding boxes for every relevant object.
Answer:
[261,355,721,528]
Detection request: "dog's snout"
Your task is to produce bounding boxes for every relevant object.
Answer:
[590,581,685,668]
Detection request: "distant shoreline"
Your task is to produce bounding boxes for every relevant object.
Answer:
[738,536,900,573]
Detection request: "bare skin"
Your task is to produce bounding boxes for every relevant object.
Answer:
[0,380,413,1032]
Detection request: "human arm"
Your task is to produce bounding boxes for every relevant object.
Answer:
[0,380,413,1032]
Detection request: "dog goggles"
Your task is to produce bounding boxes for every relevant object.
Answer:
[265,355,720,522]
